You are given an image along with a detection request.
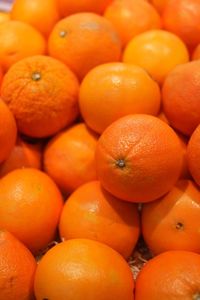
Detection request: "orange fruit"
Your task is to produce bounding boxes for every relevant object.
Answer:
[48,13,122,80]
[150,0,168,14]
[0,137,42,177]
[123,29,189,84]
[0,100,17,164]
[142,180,200,255]
[44,123,98,195]
[187,124,200,186]
[162,61,200,136]
[192,44,200,61]
[0,20,46,72]
[178,133,190,179]
[11,0,60,37]
[79,62,161,134]
[135,250,200,300]
[0,11,10,23]
[104,0,161,48]
[1,55,79,138]
[0,230,36,300]
[57,0,113,17]
[0,168,63,254]
[59,181,140,259]
[163,0,200,50]
[34,239,134,300]
[96,114,183,203]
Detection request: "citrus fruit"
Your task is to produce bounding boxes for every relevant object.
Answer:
[187,124,200,186]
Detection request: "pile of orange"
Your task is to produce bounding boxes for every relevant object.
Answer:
[1,0,200,299]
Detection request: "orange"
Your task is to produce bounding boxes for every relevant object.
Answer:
[178,133,190,179]
[96,114,183,203]
[44,123,98,195]
[1,55,79,138]
[48,13,122,80]
[59,181,140,259]
[0,230,36,300]
[104,0,161,48]
[192,44,200,61]
[0,100,17,164]
[187,124,200,186]
[150,0,168,14]
[57,0,113,17]
[0,20,46,72]
[34,239,134,300]
[135,250,200,300]
[142,180,200,255]
[163,0,200,50]
[0,11,10,23]
[162,61,200,136]
[0,137,42,177]
[79,62,161,134]
[0,168,63,254]
[123,29,189,84]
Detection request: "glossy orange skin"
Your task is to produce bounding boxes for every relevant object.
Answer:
[162,61,200,136]
[0,100,17,164]
[34,239,134,300]
[44,123,98,195]
[59,181,140,259]
[0,20,46,72]
[0,137,42,177]
[163,0,200,50]
[135,251,200,300]
[1,55,79,138]
[187,125,200,186]
[142,180,200,255]
[79,63,161,134]
[11,0,60,37]
[0,168,63,254]
[96,114,183,203]
[123,30,189,84]
[0,231,36,300]
[104,0,161,47]
[48,13,122,80]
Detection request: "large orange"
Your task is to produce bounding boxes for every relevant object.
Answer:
[163,0,200,50]
[187,124,200,186]
[162,61,200,136]
[0,11,10,23]
[34,239,134,300]
[59,181,140,259]
[0,20,46,72]
[11,0,60,37]
[48,13,122,80]
[96,114,183,203]
[1,55,79,138]
[0,168,63,254]
[142,180,200,255]
[123,29,189,84]
[79,62,161,134]
[0,100,17,164]
[135,250,200,300]
[0,230,36,300]
[44,123,98,195]
[104,0,161,48]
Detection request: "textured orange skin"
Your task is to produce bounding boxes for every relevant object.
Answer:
[142,180,200,255]
[0,137,42,177]
[0,231,36,300]
[150,0,168,14]
[79,63,161,134]
[104,0,161,48]
[162,61,200,136]
[96,114,183,203]
[59,181,140,259]
[11,0,60,37]
[57,0,113,17]
[48,13,122,80]
[34,239,134,300]
[0,168,63,254]
[0,100,17,164]
[135,251,200,300]
[0,20,46,72]
[44,123,98,195]
[163,0,200,50]
[187,125,200,186]
[123,30,189,84]
[192,44,200,61]
[1,55,79,138]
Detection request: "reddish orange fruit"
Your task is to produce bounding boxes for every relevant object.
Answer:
[187,124,200,186]
[192,44,200,61]
[150,0,168,14]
